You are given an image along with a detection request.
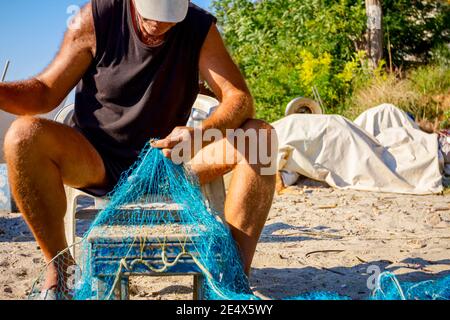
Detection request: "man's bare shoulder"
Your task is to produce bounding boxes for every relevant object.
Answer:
[65,2,96,57]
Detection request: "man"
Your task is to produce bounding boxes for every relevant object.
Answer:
[0,0,275,297]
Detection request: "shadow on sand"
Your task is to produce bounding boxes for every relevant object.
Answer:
[260,222,343,243]
[0,216,34,242]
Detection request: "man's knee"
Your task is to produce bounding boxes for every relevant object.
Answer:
[241,118,276,150]
[4,116,48,162]
[236,119,277,173]
[241,118,274,132]
[241,118,276,145]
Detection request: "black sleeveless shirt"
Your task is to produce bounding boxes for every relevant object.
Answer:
[72,0,216,161]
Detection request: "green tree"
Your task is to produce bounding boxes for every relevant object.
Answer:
[212,0,450,122]
[383,0,450,67]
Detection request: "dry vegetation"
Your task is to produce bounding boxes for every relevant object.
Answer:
[344,63,450,131]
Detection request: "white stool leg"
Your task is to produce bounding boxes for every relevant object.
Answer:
[202,177,226,220]
[64,186,77,258]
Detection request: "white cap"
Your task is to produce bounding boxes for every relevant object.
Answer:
[134,0,189,23]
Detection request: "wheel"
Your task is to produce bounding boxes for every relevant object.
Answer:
[285,97,322,116]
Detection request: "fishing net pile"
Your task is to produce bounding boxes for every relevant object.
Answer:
[30,145,449,300]
[371,272,450,300]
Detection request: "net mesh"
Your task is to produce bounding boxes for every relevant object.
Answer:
[371,272,450,300]
[29,145,449,300]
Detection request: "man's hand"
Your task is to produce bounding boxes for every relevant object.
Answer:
[151,127,202,163]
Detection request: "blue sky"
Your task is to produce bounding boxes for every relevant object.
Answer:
[0,0,212,82]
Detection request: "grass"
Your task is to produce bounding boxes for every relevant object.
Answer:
[443,187,450,196]
[342,63,450,130]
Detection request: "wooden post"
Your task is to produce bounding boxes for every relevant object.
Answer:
[366,0,383,69]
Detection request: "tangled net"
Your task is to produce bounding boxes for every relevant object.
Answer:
[29,145,449,300]
[371,272,450,300]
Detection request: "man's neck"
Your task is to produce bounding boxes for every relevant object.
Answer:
[130,0,166,47]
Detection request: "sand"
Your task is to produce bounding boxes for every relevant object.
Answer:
[0,181,449,300]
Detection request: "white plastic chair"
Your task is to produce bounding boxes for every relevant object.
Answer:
[55,95,226,257]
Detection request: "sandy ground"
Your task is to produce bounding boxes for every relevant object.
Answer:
[0,180,449,300]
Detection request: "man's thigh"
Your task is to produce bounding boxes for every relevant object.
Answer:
[188,136,236,185]
[8,117,107,189]
[187,119,276,185]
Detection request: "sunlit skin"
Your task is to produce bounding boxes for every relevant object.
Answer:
[0,1,276,293]
[141,19,175,36]
[131,0,176,45]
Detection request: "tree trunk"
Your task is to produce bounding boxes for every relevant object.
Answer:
[366,0,384,69]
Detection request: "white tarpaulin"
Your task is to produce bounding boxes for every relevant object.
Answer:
[273,104,443,194]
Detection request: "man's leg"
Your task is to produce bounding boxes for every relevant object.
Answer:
[189,119,276,275]
[4,116,108,290]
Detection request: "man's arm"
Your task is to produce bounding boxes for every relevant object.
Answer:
[0,4,95,115]
[152,24,254,157]
[199,24,255,133]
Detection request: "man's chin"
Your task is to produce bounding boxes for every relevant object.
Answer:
[144,27,172,37]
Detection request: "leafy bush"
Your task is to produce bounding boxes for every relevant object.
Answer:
[382,0,450,66]
[212,0,450,123]
[212,0,368,122]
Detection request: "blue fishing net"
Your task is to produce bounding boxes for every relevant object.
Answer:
[30,145,450,300]
[371,272,450,300]
[286,272,450,300]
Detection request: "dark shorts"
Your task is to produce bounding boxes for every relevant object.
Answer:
[74,129,138,198]
[79,149,138,198]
